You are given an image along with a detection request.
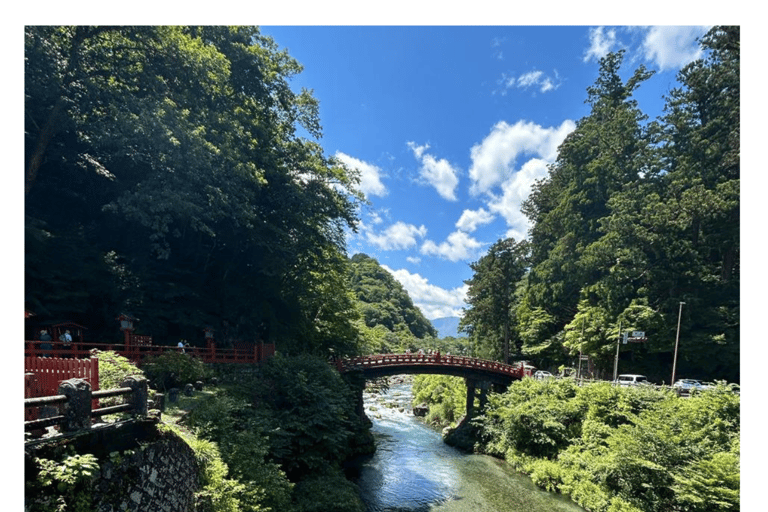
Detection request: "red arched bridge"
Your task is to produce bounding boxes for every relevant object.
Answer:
[337,353,532,385]
[337,353,532,417]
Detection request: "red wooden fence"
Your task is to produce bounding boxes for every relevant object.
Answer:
[24,356,100,423]
[24,356,100,397]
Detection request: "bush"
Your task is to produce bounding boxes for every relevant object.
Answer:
[141,350,212,391]
[412,375,466,426]
[292,465,365,512]
[92,350,144,389]
[28,452,99,512]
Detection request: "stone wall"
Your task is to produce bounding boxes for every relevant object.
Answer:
[26,422,200,512]
[91,432,199,512]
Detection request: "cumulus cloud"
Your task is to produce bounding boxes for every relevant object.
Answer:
[469,119,575,196]
[407,142,460,201]
[382,265,469,319]
[641,26,709,71]
[584,26,619,63]
[335,151,387,198]
[583,26,710,71]
[421,230,483,262]
[366,221,427,251]
[486,158,551,240]
[455,208,495,233]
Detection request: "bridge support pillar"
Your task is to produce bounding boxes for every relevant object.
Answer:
[465,379,491,417]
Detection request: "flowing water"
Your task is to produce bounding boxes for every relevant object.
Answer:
[350,379,585,512]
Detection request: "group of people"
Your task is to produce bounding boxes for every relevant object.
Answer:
[36,329,72,357]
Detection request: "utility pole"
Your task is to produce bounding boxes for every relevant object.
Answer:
[613,320,622,381]
[671,302,685,385]
[577,318,585,381]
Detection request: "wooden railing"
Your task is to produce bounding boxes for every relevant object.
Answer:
[24,340,275,365]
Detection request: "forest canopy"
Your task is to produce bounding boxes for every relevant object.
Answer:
[25,26,364,355]
[460,27,739,383]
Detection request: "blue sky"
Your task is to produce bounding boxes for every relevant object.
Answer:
[259,25,712,319]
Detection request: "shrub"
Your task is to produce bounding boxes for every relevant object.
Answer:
[292,464,365,512]
[92,350,144,389]
[141,350,212,391]
[29,452,99,512]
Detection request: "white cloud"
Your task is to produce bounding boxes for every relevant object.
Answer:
[421,230,483,262]
[469,119,575,196]
[641,26,709,71]
[382,265,469,319]
[407,141,460,201]
[335,151,387,198]
[455,208,495,233]
[486,158,551,241]
[584,26,619,63]
[497,70,561,95]
[366,221,427,251]
[406,256,421,265]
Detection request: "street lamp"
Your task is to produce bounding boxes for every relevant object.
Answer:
[671,302,685,385]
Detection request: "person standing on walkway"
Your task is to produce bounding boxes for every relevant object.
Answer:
[39,329,52,357]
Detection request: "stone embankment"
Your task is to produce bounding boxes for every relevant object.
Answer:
[26,419,200,512]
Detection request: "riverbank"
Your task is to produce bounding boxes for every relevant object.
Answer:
[414,376,741,512]
[355,377,586,512]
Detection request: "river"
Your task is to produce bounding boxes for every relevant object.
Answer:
[349,378,585,512]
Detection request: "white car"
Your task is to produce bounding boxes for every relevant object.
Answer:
[673,379,711,394]
[534,370,554,380]
[613,374,649,387]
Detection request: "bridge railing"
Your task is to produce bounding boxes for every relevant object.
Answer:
[339,353,528,378]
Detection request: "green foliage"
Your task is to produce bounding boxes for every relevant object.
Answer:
[141,350,213,391]
[25,25,362,355]
[248,355,364,478]
[291,464,366,512]
[461,238,529,362]
[187,436,245,512]
[478,378,583,459]
[468,378,740,512]
[457,28,740,384]
[412,375,467,426]
[30,452,99,512]
[182,355,372,510]
[348,253,437,353]
[183,393,295,512]
[93,350,145,389]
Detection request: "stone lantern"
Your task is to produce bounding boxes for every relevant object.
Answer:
[117,313,137,350]
[204,327,216,356]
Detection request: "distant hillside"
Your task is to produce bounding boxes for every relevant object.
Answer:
[348,253,437,340]
[431,316,467,339]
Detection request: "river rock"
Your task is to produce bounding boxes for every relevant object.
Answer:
[443,414,481,452]
[412,403,429,417]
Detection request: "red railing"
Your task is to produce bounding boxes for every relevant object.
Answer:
[24,340,275,365]
[338,353,531,379]
[24,356,100,423]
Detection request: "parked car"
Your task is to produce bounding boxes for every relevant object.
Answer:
[613,374,649,387]
[673,379,711,394]
[534,370,554,380]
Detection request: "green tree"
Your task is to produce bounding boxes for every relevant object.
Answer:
[520,50,654,358]
[460,238,529,362]
[25,26,363,355]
